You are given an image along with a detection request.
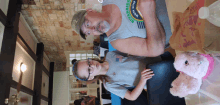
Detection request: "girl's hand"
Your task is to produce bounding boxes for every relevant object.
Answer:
[137,0,156,17]
[124,69,154,101]
[140,69,154,82]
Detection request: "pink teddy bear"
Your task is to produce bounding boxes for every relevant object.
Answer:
[170,52,214,98]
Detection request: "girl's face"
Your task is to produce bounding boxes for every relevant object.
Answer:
[77,59,102,80]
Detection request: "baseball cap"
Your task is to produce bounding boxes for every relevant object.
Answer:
[71,10,87,39]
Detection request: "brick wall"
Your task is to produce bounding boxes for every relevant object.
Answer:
[21,0,102,63]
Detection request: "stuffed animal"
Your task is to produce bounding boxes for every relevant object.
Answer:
[170,52,214,98]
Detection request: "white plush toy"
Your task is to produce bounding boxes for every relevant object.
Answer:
[170,52,214,98]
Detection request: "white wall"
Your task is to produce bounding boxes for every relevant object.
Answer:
[41,71,49,98]
[18,20,37,54]
[9,88,33,105]
[12,42,36,90]
[0,22,4,54]
[43,55,50,71]
[41,99,48,105]
[0,0,9,53]
[53,71,69,105]
[0,0,9,15]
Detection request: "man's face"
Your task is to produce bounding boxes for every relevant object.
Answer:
[81,10,110,36]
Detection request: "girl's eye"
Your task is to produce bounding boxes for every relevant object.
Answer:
[86,23,89,27]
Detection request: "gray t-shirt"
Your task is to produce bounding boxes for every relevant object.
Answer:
[102,0,172,48]
[104,51,161,98]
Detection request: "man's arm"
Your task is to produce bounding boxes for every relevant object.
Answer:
[111,36,163,57]
[139,0,165,52]
[143,14,165,56]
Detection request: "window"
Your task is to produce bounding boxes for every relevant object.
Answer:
[69,53,99,64]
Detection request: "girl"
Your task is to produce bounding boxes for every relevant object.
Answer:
[72,51,161,101]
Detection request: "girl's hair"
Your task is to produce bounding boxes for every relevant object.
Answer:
[71,58,109,82]
[71,59,77,65]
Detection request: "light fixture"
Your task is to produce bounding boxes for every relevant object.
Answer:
[20,63,27,72]
[5,63,28,104]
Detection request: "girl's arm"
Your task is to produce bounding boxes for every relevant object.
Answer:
[124,69,154,101]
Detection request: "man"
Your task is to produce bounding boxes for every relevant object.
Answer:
[71,0,172,57]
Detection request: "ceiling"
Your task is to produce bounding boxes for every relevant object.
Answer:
[21,0,102,62]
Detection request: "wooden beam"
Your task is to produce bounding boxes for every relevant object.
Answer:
[17,33,37,61]
[32,43,44,105]
[48,62,54,105]
[42,65,50,77]
[11,80,34,96]
[41,95,49,102]
[0,0,22,104]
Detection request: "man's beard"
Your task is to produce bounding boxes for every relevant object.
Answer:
[96,21,110,33]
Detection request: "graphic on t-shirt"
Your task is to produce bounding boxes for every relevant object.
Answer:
[113,72,116,76]
[116,55,123,62]
[126,0,145,29]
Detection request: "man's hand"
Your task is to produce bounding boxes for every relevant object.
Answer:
[140,69,154,82]
[138,0,156,17]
